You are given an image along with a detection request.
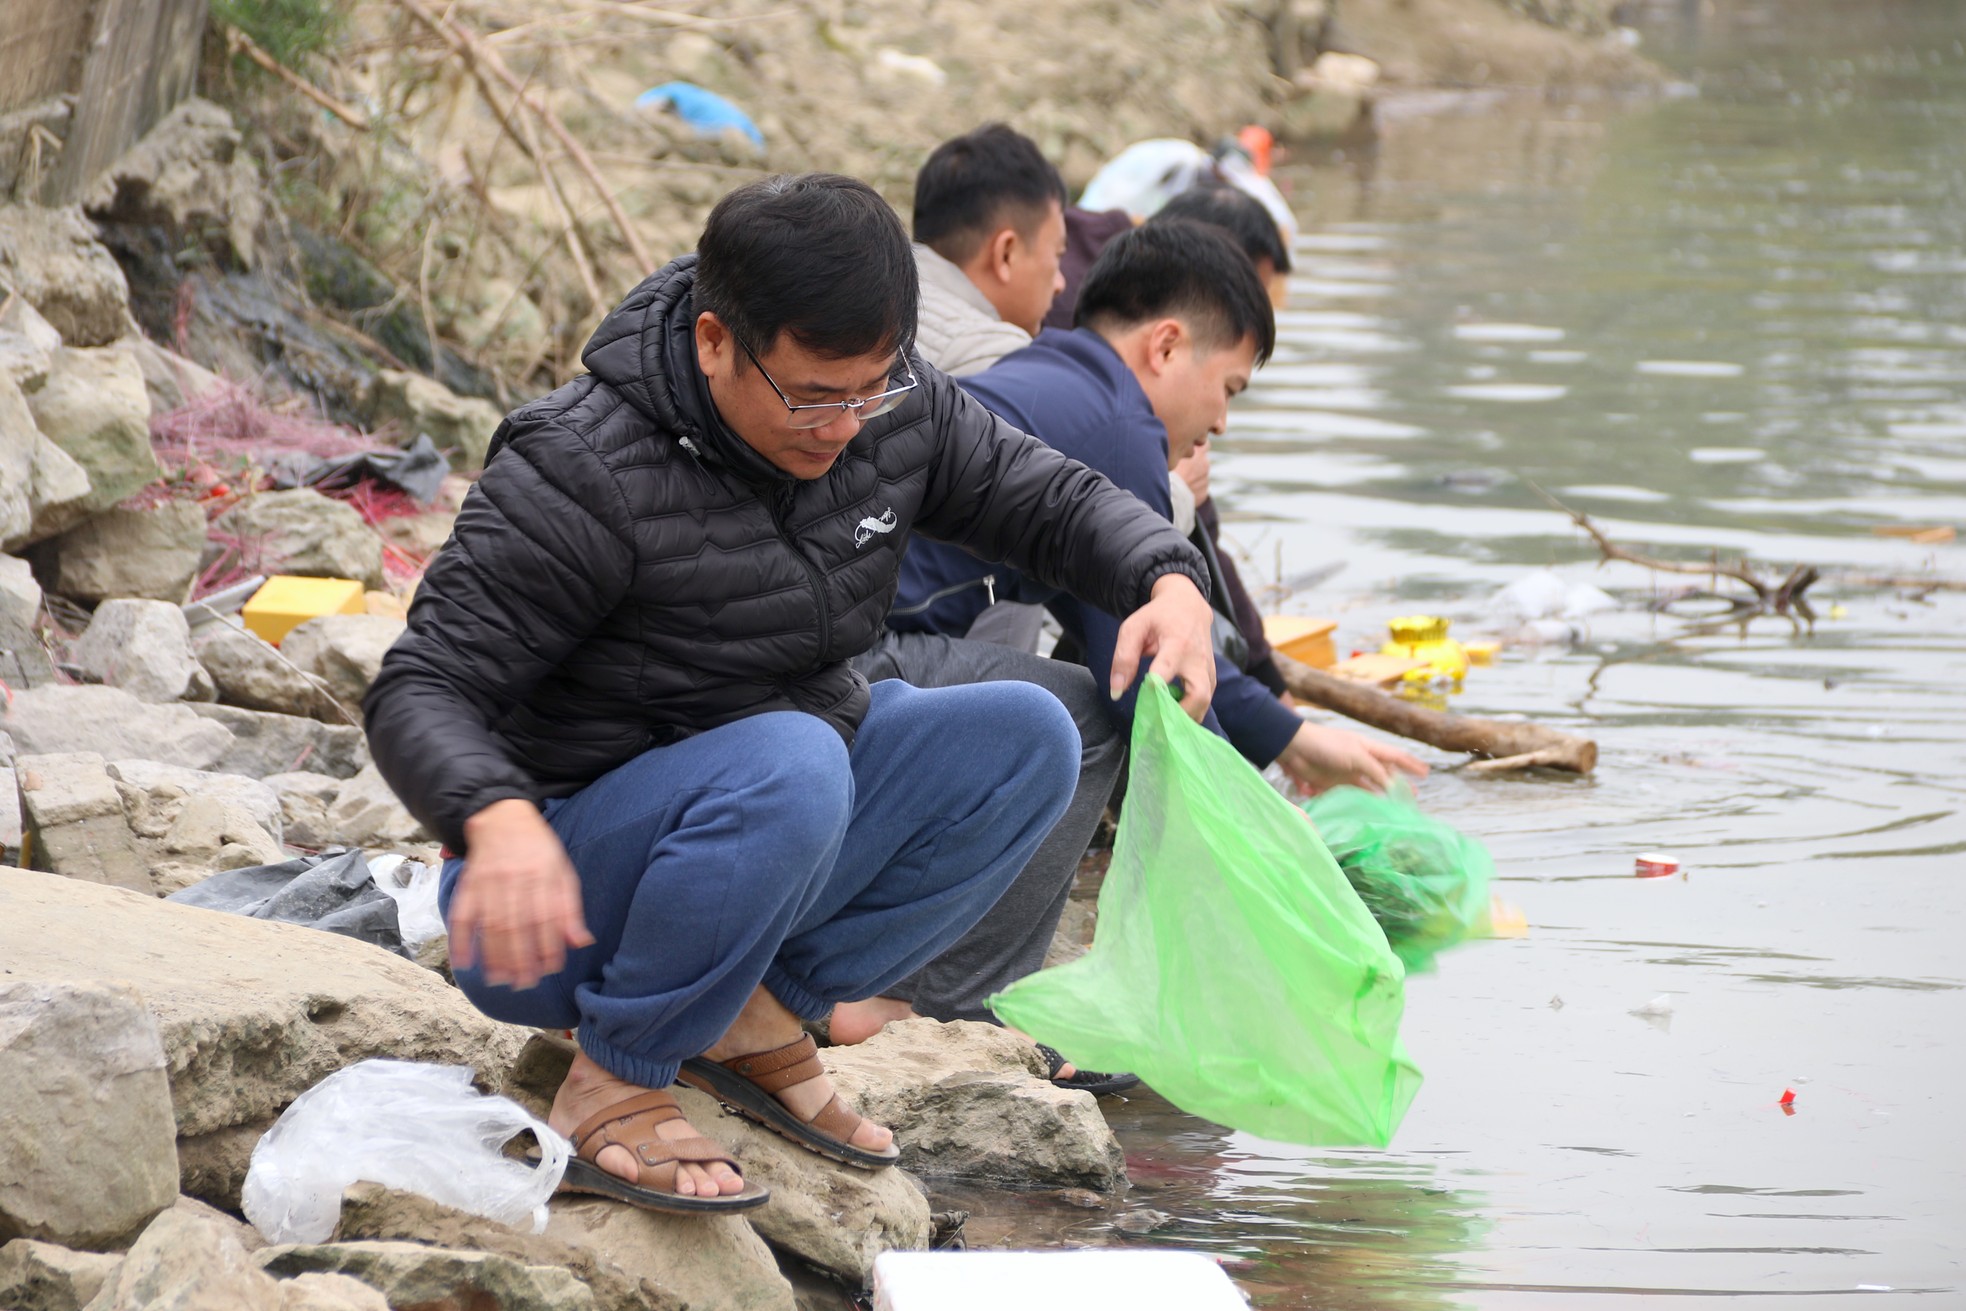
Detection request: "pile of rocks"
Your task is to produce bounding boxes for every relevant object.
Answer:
[1,869,1126,1310]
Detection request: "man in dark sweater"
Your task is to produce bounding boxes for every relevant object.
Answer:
[363,175,1218,1214]
[890,221,1424,784]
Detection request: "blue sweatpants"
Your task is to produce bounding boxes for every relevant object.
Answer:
[440,679,1079,1090]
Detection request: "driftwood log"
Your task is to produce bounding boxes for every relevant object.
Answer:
[1275,651,1599,774]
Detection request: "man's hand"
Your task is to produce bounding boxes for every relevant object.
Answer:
[450,798,594,989]
[1278,721,1429,794]
[1110,573,1217,722]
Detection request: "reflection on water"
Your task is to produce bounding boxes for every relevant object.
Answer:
[936,1,1966,1306]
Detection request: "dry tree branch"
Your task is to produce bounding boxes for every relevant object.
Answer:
[1526,480,1818,617]
[224,25,373,130]
[388,0,605,306]
[388,0,659,276]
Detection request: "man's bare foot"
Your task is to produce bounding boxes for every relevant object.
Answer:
[829,996,918,1046]
[708,987,894,1154]
[548,1052,747,1198]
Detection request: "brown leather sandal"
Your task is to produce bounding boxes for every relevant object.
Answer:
[558,1088,769,1213]
[678,1034,900,1170]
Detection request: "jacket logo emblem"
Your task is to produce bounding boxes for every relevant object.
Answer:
[853,507,898,548]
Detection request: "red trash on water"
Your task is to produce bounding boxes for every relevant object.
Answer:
[1779,1088,1797,1106]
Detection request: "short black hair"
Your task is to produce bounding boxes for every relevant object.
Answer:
[912,124,1067,264]
[696,173,916,360]
[1153,184,1292,276]
[1074,220,1276,365]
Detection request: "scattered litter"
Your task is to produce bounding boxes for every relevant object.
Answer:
[1779,1088,1797,1106]
[1263,615,1338,668]
[1494,570,1618,626]
[1379,615,1470,687]
[1630,995,1675,1031]
[168,850,421,959]
[1549,994,1565,1010]
[874,47,948,86]
[241,575,368,645]
[1635,852,1680,879]
[1871,524,1956,544]
[369,854,445,950]
[273,432,449,505]
[242,1059,566,1244]
[635,81,764,149]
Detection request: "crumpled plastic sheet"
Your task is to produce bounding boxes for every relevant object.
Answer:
[242,1059,568,1244]
[166,849,432,958]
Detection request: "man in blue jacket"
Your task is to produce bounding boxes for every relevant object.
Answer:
[842,221,1424,1058]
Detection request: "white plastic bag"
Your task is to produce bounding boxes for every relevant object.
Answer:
[368,855,446,950]
[242,1060,568,1244]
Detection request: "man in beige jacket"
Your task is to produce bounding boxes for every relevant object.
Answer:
[910,124,1067,377]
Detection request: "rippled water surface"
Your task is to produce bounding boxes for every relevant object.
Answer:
[942,2,1966,1304]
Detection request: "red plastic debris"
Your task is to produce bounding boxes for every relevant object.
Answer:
[1779,1088,1796,1106]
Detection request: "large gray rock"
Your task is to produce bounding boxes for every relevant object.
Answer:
[262,773,343,849]
[26,347,157,516]
[124,337,225,417]
[822,1019,1126,1191]
[0,293,62,393]
[280,617,403,721]
[187,704,367,780]
[0,1238,122,1311]
[1,552,57,687]
[545,1200,794,1311]
[0,982,178,1250]
[79,1207,387,1311]
[0,205,132,348]
[195,622,336,719]
[260,1242,598,1311]
[332,1184,681,1311]
[36,503,207,604]
[216,491,384,592]
[673,1084,929,1283]
[70,600,212,703]
[15,753,285,896]
[1,685,233,770]
[13,753,151,893]
[107,761,282,839]
[1,372,93,551]
[86,100,267,273]
[0,870,531,1186]
[361,370,502,472]
[325,765,428,850]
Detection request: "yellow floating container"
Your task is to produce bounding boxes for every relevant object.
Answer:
[242,575,367,646]
[1261,615,1338,669]
[1380,614,1469,683]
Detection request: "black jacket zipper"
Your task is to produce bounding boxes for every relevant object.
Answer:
[770,488,832,662]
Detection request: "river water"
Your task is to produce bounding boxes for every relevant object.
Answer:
[937,2,1966,1305]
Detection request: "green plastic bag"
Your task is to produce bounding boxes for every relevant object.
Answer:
[992,679,1422,1146]
[1302,783,1493,974]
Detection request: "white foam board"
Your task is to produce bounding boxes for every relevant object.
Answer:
[872,1250,1248,1311]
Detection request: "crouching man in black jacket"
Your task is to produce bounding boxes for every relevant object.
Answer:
[363,175,1217,1214]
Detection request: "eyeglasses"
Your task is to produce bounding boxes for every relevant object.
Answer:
[737,336,918,429]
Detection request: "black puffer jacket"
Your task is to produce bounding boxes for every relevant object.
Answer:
[364,256,1207,853]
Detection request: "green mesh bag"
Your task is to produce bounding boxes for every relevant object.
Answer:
[1302,783,1494,974]
[992,679,1422,1147]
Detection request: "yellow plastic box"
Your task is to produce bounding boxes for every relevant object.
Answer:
[241,575,367,646]
[1262,614,1338,669]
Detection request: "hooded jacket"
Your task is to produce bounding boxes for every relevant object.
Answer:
[363,256,1207,853]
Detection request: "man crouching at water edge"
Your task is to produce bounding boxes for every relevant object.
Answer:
[361,174,1219,1215]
